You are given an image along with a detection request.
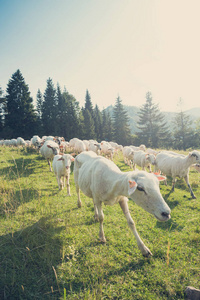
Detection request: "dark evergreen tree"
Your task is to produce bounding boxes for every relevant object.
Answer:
[36,89,43,120]
[0,87,5,134]
[4,69,37,139]
[102,109,113,141]
[41,78,57,136]
[84,90,94,117]
[112,96,131,145]
[83,109,96,139]
[62,91,82,140]
[173,102,195,150]
[94,104,103,141]
[137,92,170,148]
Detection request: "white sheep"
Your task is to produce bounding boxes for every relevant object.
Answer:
[52,154,74,195]
[122,146,134,167]
[88,141,101,155]
[40,140,60,171]
[16,137,26,147]
[74,151,171,257]
[100,141,115,160]
[155,150,200,198]
[74,139,86,154]
[133,150,156,172]
[146,148,159,156]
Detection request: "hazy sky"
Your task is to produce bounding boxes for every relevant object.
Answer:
[1,0,200,112]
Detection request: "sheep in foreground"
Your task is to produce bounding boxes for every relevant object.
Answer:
[74,151,171,257]
[155,150,200,198]
[133,150,156,172]
[40,140,60,171]
[52,154,74,195]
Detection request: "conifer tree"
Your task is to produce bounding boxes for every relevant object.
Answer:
[83,109,96,139]
[112,96,131,145]
[5,69,37,138]
[62,91,82,140]
[102,109,113,141]
[94,104,103,141]
[137,92,170,148]
[173,99,195,150]
[36,89,43,120]
[84,90,94,117]
[0,87,5,133]
[42,78,57,136]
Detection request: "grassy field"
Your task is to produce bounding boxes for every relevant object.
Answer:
[0,146,199,299]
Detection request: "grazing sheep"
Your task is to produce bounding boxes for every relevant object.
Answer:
[155,150,200,198]
[146,148,159,156]
[52,154,74,195]
[133,150,156,172]
[74,139,86,154]
[40,140,60,171]
[101,141,115,160]
[16,137,26,147]
[74,151,171,257]
[122,146,134,167]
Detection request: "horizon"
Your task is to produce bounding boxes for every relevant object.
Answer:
[1,0,200,113]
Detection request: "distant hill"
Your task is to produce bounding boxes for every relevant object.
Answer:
[105,105,200,134]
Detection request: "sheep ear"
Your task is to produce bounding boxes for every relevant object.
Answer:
[71,156,75,162]
[47,145,52,149]
[153,173,166,181]
[128,180,137,195]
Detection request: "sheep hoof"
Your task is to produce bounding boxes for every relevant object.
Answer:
[142,247,152,257]
[99,237,106,243]
[77,201,82,208]
[192,195,197,199]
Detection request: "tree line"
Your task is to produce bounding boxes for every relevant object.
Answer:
[0,69,199,150]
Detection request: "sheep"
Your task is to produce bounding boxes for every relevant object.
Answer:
[52,154,74,195]
[155,150,200,198]
[130,144,146,152]
[16,137,26,147]
[146,148,159,156]
[100,141,115,160]
[122,146,134,167]
[88,141,101,155]
[40,140,60,171]
[133,150,156,172]
[74,139,86,154]
[74,151,171,257]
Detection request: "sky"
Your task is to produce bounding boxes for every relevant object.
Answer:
[1,0,200,112]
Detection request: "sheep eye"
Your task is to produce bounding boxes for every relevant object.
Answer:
[137,186,145,192]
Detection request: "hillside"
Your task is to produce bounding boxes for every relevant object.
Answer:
[106,105,200,134]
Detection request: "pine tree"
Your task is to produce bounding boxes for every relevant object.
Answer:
[0,87,5,133]
[36,89,43,120]
[94,104,103,141]
[83,109,96,139]
[173,100,194,150]
[112,96,131,145]
[4,69,37,139]
[137,92,170,148]
[42,78,57,136]
[84,90,94,117]
[102,109,113,141]
[62,91,82,140]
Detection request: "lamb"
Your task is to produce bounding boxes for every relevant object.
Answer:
[133,150,156,172]
[40,140,60,171]
[52,154,74,195]
[155,150,200,198]
[74,151,171,257]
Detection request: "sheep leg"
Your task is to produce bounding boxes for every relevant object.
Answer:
[96,202,106,243]
[119,198,152,257]
[184,175,196,199]
[171,178,177,191]
[76,186,82,208]
[47,159,52,172]
[66,175,71,196]
[93,200,99,221]
[56,175,63,190]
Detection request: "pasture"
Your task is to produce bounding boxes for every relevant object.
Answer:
[0,147,199,299]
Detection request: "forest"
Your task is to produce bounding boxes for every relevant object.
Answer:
[1,69,200,150]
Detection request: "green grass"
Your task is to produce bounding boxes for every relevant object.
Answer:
[0,146,200,299]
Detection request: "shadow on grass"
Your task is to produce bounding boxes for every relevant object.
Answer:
[0,188,40,217]
[0,217,64,299]
[155,218,184,232]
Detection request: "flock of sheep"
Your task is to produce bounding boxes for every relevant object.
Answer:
[1,135,200,257]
